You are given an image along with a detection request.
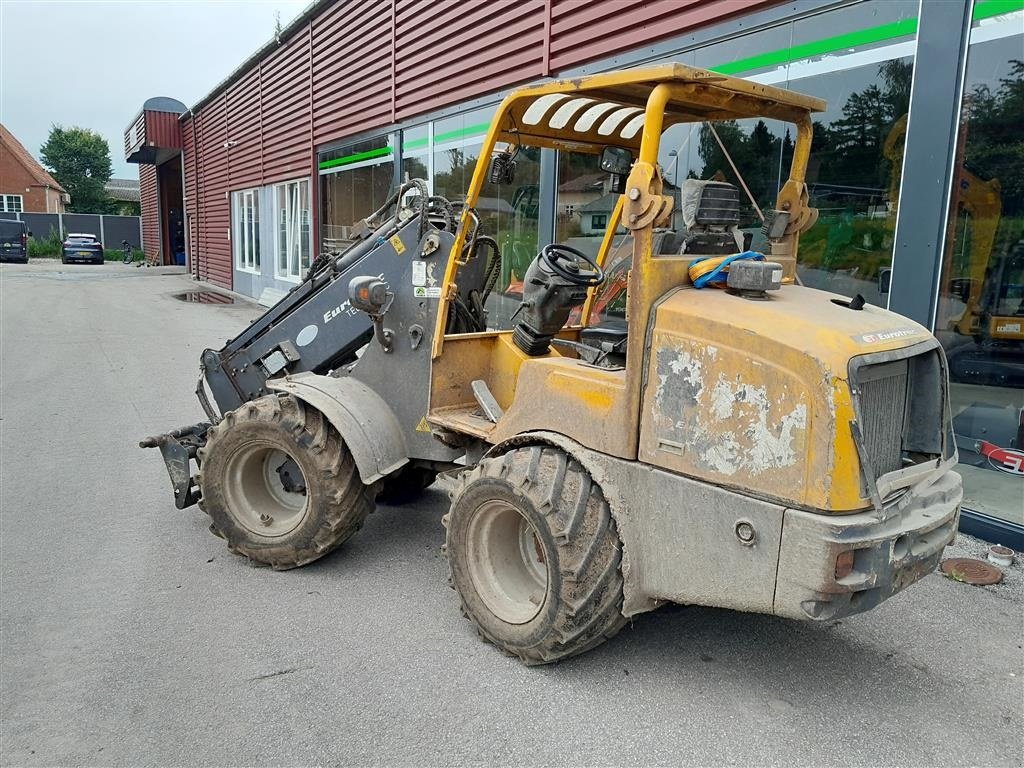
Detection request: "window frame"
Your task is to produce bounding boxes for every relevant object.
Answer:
[0,194,24,213]
[231,187,260,274]
[273,177,312,284]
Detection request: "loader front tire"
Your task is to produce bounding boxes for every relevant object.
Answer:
[198,394,374,569]
[444,446,626,665]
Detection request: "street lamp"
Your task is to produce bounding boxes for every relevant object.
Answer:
[667,149,681,229]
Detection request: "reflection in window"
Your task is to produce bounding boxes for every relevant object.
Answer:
[791,58,913,306]
[432,107,542,329]
[231,188,259,272]
[319,136,395,252]
[275,178,311,281]
[556,151,612,258]
[935,16,1024,526]
[653,0,918,305]
[402,123,431,190]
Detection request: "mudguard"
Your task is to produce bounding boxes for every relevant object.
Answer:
[268,372,408,484]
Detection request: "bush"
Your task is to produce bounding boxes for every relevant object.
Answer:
[27,231,63,258]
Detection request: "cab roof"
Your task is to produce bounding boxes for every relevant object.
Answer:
[495,63,826,153]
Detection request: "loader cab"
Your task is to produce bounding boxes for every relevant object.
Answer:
[428,63,825,462]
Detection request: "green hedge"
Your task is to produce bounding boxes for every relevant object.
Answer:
[27,232,63,257]
[26,232,144,262]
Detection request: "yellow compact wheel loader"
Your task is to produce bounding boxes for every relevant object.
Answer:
[144,64,962,665]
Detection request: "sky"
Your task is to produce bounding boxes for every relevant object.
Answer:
[1,0,310,180]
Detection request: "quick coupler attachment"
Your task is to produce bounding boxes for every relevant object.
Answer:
[139,422,210,510]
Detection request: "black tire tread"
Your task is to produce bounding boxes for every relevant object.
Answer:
[445,445,627,665]
[197,394,373,570]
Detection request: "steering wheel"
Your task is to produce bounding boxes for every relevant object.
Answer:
[540,243,605,287]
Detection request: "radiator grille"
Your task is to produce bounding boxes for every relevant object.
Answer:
[856,360,909,477]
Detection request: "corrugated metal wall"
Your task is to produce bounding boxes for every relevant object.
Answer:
[393,0,547,121]
[180,0,777,288]
[261,23,312,180]
[139,162,160,260]
[182,109,198,276]
[312,0,392,143]
[194,95,232,287]
[143,111,184,152]
[226,69,262,188]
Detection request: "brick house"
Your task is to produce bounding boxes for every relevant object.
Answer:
[0,123,68,214]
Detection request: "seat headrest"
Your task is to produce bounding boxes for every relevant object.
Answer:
[681,179,740,229]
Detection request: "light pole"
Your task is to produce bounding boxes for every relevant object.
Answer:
[668,149,681,229]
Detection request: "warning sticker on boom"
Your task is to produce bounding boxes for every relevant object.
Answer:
[412,260,426,286]
[415,286,442,298]
[389,234,406,254]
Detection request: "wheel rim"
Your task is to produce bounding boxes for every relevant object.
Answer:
[465,499,549,624]
[223,442,308,537]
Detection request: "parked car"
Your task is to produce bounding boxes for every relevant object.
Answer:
[0,218,30,263]
[62,233,104,265]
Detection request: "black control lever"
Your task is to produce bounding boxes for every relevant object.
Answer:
[348,276,395,353]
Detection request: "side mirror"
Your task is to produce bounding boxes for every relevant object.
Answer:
[27,230,33,237]
[348,276,390,314]
[489,152,516,185]
[878,267,892,295]
[600,146,633,176]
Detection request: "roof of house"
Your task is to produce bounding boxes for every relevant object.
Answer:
[105,177,140,203]
[558,171,606,194]
[0,123,66,193]
[580,192,619,213]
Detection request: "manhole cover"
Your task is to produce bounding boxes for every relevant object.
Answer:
[940,557,1003,586]
[173,291,237,304]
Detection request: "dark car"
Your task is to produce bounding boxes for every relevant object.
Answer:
[62,233,105,265]
[0,218,30,263]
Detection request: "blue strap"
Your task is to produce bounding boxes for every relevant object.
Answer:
[690,251,765,288]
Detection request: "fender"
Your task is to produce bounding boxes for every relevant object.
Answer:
[268,372,408,484]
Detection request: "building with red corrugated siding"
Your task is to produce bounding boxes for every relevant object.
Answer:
[125,0,1024,544]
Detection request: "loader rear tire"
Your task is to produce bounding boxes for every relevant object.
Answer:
[444,445,627,665]
[198,394,374,569]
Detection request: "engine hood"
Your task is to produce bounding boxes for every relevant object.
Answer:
[638,284,938,512]
[654,284,933,373]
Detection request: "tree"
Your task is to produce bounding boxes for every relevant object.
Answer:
[40,126,113,213]
[962,59,1024,216]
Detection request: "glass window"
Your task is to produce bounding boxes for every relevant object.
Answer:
[787,1,918,305]
[402,123,430,188]
[274,178,311,281]
[556,151,609,256]
[0,194,23,213]
[556,150,630,326]
[935,10,1024,526]
[231,188,259,273]
[433,106,542,329]
[644,0,919,303]
[432,106,495,205]
[319,135,395,252]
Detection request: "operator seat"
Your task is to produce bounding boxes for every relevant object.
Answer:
[679,179,745,255]
[576,182,744,361]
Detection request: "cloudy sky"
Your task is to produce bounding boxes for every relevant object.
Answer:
[1,0,310,179]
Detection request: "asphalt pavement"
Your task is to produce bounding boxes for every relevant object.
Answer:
[1,259,1021,767]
